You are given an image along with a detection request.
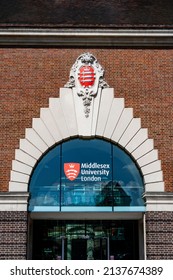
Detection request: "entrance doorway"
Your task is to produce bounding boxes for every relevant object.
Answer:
[32,220,139,260]
[71,239,87,260]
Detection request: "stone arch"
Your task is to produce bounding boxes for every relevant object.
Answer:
[9,87,164,194]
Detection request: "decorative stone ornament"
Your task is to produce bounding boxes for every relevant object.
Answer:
[7,53,166,212]
[65,53,109,117]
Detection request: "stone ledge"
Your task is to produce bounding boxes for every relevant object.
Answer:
[143,192,173,211]
[0,192,29,211]
[0,29,173,46]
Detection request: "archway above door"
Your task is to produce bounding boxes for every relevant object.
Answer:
[9,53,164,204]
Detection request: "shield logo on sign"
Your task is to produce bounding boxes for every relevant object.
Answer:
[64,163,80,181]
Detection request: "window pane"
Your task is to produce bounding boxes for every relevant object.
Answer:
[29,146,61,210]
[28,139,145,212]
[61,139,112,207]
[113,146,144,207]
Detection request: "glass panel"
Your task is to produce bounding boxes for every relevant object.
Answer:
[93,238,107,260]
[61,139,112,208]
[29,146,61,211]
[32,220,64,260]
[71,239,87,260]
[28,138,145,211]
[109,221,139,260]
[32,220,139,260]
[113,146,144,207]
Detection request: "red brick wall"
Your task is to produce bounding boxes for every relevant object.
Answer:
[0,48,173,191]
[146,212,173,259]
[0,211,28,259]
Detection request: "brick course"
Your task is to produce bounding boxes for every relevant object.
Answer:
[0,48,172,192]
[146,212,173,259]
[0,211,27,259]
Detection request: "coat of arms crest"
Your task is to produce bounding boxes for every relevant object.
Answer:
[65,53,109,118]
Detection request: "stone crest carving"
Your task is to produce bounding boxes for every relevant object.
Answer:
[65,53,109,117]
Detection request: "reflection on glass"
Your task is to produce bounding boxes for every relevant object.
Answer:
[113,146,144,207]
[29,146,61,210]
[61,139,112,207]
[32,220,139,260]
[29,139,145,211]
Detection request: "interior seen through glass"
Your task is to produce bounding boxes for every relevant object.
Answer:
[32,220,139,260]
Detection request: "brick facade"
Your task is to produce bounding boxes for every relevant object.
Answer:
[0,211,28,259]
[146,212,173,259]
[0,48,173,192]
[0,47,173,259]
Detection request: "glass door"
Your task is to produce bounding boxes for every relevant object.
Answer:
[32,235,63,260]
[93,237,108,260]
[32,220,139,260]
[71,239,88,260]
[64,236,108,260]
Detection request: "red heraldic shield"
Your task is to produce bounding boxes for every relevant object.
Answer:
[78,66,95,87]
[64,163,80,181]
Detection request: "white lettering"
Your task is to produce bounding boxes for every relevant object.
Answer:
[79,162,111,182]
[81,163,110,169]
[81,169,110,176]
[81,176,101,182]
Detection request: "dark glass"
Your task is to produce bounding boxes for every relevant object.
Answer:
[32,220,139,260]
[71,239,87,260]
[109,220,139,259]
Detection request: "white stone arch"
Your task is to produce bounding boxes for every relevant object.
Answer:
[9,87,164,195]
